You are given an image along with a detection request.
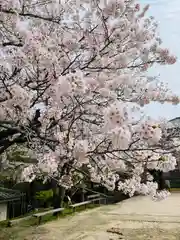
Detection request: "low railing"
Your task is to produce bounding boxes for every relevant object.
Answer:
[82,187,114,204]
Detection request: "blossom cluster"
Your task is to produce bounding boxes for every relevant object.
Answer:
[0,0,179,200]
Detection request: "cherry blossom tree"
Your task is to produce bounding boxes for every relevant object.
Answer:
[0,0,179,201]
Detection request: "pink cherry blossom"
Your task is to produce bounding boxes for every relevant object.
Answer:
[0,0,179,199]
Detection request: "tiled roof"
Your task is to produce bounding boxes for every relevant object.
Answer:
[0,187,23,202]
[168,117,180,128]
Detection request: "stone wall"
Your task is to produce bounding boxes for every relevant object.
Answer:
[0,203,7,221]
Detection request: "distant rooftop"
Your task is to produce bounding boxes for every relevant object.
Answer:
[167,117,180,128]
[0,187,24,203]
[169,117,180,123]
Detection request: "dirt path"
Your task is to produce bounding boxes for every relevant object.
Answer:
[29,193,180,239]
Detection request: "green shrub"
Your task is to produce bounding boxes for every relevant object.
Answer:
[170,179,180,188]
[35,189,53,200]
[35,190,53,207]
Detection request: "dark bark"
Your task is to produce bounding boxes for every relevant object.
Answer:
[0,134,26,154]
[51,180,65,215]
[0,128,19,141]
[148,169,166,190]
[158,171,166,190]
[29,181,36,208]
[81,189,85,202]
[0,112,42,156]
[2,41,23,47]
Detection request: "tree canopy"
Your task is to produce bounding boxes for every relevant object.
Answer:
[0,0,179,200]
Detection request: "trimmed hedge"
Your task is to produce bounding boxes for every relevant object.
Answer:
[170,179,180,188]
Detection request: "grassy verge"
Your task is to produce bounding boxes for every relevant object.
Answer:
[0,203,100,240]
[170,188,180,192]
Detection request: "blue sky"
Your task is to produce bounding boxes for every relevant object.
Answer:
[142,0,180,120]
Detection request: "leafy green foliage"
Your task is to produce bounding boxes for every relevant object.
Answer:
[35,190,53,201]
[7,147,37,164]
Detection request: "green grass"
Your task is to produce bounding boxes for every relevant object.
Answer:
[170,188,180,192]
[22,203,99,226]
[0,203,100,240]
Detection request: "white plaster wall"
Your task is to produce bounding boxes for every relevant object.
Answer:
[0,203,7,221]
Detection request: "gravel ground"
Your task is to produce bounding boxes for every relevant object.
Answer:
[13,194,180,240]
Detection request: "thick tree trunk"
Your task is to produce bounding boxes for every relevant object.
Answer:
[158,171,166,190]
[81,188,85,202]
[52,180,65,215]
[147,169,168,191]
[29,181,35,209]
